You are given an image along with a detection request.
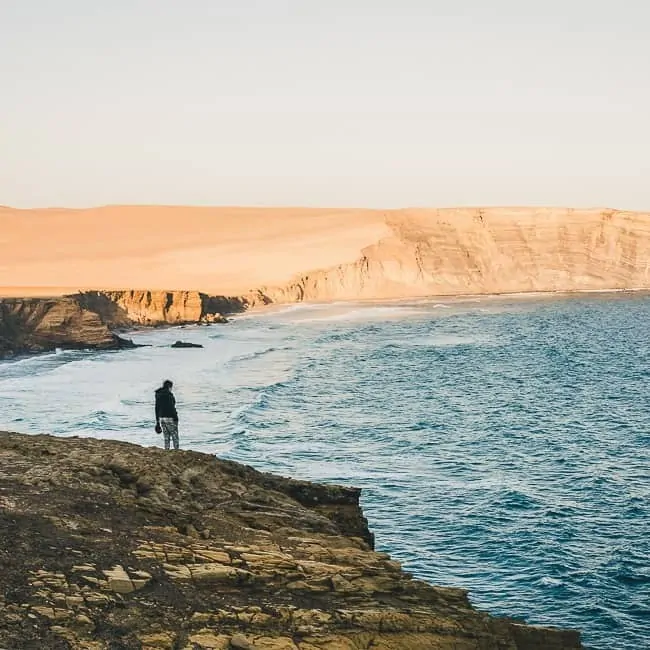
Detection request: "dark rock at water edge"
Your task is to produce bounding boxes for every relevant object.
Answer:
[0,430,582,649]
[200,312,228,324]
[171,340,204,348]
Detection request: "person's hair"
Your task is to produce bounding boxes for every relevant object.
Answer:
[163,379,173,388]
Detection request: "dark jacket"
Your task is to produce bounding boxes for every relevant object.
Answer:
[155,386,178,421]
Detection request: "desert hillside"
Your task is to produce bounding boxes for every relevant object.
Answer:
[0,205,389,296]
[2,205,649,300]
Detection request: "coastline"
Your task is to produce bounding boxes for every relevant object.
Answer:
[4,296,647,646]
[247,286,650,307]
[2,287,649,360]
[3,283,647,302]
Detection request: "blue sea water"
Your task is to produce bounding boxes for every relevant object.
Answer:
[1,293,649,650]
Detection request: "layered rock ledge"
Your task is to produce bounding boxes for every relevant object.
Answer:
[0,431,581,649]
[0,291,257,358]
[75,291,258,327]
[0,297,135,358]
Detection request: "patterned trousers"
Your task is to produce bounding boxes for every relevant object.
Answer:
[159,418,179,450]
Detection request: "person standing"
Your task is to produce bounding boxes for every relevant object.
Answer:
[155,379,179,450]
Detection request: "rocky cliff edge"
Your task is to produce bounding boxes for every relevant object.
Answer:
[0,431,581,650]
[0,291,261,357]
[258,208,650,302]
[0,297,134,358]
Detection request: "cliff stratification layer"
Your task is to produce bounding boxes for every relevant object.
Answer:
[0,431,581,650]
[0,292,251,356]
[77,290,252,326]
[259,208,650,302]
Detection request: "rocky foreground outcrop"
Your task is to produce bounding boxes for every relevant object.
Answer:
[0,432,581,650]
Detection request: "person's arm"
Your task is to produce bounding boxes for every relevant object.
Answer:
[172,393,178,423]
[155,395,161,423]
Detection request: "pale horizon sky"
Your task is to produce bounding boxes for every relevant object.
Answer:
[2,0,649,210]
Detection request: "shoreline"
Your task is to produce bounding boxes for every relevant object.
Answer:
[235,286,650,317]
[0,287,650,361]
[2,287,649,361]
[3,283,648,301]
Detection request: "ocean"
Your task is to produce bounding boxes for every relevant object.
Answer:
[1,293,648,650]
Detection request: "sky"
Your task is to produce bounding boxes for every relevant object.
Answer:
[1,0,649,209]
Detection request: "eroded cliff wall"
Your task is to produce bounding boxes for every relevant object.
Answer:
[0,297,131,357]
[260,208,650,302]
[80,290,257,325]
[96,290,204,325]
[0,291,253,356]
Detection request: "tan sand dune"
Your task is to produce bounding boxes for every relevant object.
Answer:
[0,205,390,296]
[2,205,650,300]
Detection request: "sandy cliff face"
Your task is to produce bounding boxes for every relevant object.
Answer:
[3,205,650,309]
[0,431,582,650]
[261,208,650,302]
